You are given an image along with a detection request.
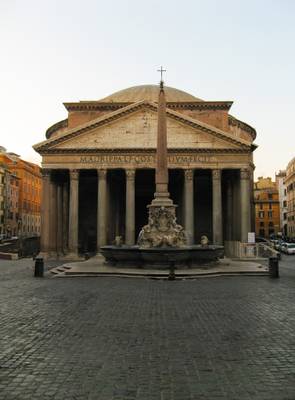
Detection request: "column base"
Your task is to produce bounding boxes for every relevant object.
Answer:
[37,251,51,260]
[186,234,194,246]
[37,251,84,261]
[95,252,106,263]
[62,252,85,261]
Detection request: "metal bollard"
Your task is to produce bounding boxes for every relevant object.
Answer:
[34,257,44,277]
[168,261,175,281]
[269,256,279,278]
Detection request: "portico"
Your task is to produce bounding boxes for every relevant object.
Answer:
[34,84,256,259]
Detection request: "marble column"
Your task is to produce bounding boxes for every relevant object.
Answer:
[184,169,194,245]
[232,174,240,241]
[40,169,51,256]
[62,181,69,254]
[97,169,107,249]
[68,169,79,256]
[240,168,251,242]
[125,169,136,245]
[115,194,120,237]
[48,176,57,256]
[212,169,223,245]
[56,183,63,255]
[226,179,233,241]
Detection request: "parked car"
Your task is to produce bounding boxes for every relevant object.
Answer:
[275,240,285,251]
[280,243,295,255]
[278,241,286,251]
[255,236,269,243]
[270,239,279,249]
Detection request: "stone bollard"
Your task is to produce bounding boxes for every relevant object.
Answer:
[34,257,44,277]
[269,256,279,279]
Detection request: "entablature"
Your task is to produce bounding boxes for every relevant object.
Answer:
[41,149,253,171]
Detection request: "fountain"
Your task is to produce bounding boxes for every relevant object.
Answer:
[101,74,224,269]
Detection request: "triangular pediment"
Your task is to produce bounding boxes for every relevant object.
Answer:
[34,101,252,153]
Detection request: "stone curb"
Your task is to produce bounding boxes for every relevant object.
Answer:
[53,270,269,279]
[0,252,18,260]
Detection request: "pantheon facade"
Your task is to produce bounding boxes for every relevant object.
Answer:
[34,85,257,258]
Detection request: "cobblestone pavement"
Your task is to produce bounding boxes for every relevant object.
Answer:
[0,257,295,400]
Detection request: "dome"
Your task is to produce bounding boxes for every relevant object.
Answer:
[98,84,203,103]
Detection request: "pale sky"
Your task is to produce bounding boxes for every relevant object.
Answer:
[1,0,294,179]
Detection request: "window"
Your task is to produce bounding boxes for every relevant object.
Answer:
[269,203,272,210]
[283,200,287,207]
[259,229,265,237]
[268,211,273,218]
[260,222,264,227]
[260,203,263,210]
[283,212,287,220]
[259,211,264,218]
[269,221,274,227]
[268,193,273,200]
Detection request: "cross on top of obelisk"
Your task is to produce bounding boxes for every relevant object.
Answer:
[157,66,166,88]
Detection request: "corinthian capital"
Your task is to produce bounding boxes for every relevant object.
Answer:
[212,169,221,180]
[98,169,107,179]
[69,169,79,180]
[184,169,194,181]
[240,168,250,180]
[41,169,51,178]
[126,169,136,180]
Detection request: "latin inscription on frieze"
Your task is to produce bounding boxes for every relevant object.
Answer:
[80,154,216,165]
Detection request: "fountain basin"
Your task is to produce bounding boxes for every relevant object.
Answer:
[100,245,224,269]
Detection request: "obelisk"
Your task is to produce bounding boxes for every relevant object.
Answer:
[137,74,186,248]
[152,79,173,206]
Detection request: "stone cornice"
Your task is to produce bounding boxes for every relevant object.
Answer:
[34,101,253,154]
[38,147,251,155]
[254,199,280,204]
[46,119,68,139]
[228,115,256,140]
[64,102,129,112]
[167,101,233,111]
[63,100,233,112]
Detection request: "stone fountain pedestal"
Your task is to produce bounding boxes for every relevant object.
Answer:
[100,245,224,269]
[138,198,186,249]
[101,194,224,270]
